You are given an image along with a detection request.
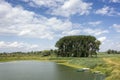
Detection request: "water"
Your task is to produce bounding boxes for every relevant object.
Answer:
[0,61,104,80]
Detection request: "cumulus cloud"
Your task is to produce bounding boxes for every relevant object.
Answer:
[95,6,120,16]
[51,0,92,17]
[0,0,98,40]
[22,0,64,8]
[110,0,120,3]
[88,21,102,26]
[83,28,109,36]
[98,36,106,42]
[0,41,39,52]
[0,0,73,40]
[97,36,107,50]
[112,24,120,32]
[46,17,72,31]
[1,0,90,41]
[100,40,120,51]
[22,0,92,17]
[62,30,81,36]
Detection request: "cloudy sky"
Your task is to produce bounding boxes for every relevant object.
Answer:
[0,0,120,52]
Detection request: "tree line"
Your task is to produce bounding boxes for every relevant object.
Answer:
[0,50,57,57]
[55,35,101,57]
[107,49,120,54]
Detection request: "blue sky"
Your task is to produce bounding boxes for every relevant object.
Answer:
[0,0,120,52]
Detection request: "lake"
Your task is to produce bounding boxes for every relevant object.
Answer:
[0,61,104,80]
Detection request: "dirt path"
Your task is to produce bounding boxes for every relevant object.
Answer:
[103,58,120,66]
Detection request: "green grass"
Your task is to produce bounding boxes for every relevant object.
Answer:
[68,58,104,68]
[66,54,120,80]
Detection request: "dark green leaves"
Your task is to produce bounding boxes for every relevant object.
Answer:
[55,35,101,57]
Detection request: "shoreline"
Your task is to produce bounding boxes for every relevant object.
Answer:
[0,59,84,69]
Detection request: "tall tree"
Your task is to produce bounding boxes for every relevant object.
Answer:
[55,35,101,57]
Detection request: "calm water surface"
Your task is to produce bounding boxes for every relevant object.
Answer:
[0,61,104,80]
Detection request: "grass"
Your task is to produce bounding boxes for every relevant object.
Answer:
[0,53,120,80]
[103,57,120,80]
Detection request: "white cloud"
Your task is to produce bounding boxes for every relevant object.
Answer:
[22,0,64,8]
[95,6,120,16]
[0,0,73,40]
[95,6,112,15]
[98,36,106,42]
[50,0,92,17]
[88,21,102,26]
[0,41,39,52]
[83,28,109,36]
[22,0,92,17]
[110,0,120,3]
[61,27,109,37]
[62,30,81,35]
[100,40,120,51]
[47,17,72,31]
[112,24,120,32]
[102,0,120,3]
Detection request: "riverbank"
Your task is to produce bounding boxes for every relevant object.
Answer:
[59,54,120,80]
[0,54,120,80]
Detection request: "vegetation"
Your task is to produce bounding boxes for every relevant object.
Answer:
[55,35,101,57]
[107,49,120,54]
[61,53,120,80]
[0,52,120,80]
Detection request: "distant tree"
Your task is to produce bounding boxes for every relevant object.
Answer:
[41,50,51,56]
[107,49,120,54]
[55,35,101,57]
[107,49,112,54]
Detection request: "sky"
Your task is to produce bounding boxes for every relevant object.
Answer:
[0,0,120,52]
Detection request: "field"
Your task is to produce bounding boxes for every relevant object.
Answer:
[0,53,120,80]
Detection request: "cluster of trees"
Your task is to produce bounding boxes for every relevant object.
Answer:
[0,49,57,57]
[0,51,40,57]
[55,35,101,57]
[107,49,120,54]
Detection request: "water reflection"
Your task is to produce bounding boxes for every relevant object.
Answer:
[0,61,104,80]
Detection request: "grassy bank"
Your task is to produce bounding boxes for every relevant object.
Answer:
[0,54,120,80]
[63,54,120,80]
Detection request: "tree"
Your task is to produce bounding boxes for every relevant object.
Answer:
[55,35,101,57]
[107,49,120,54]
[41,50,51,56]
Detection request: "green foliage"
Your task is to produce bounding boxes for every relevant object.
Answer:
[107,49,120,54]
[55,35,101,57]
[41,50,51,56]
[68,58,105,69]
